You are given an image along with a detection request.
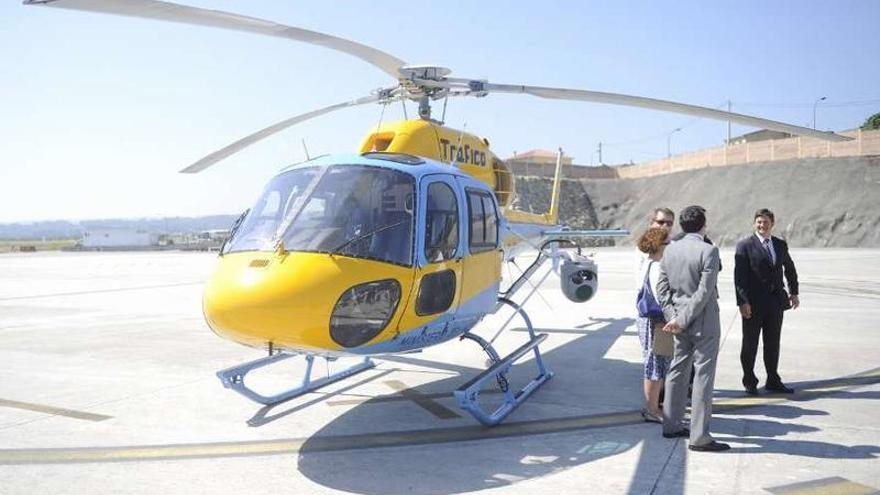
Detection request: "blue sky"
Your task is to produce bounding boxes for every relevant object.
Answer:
[2,1,878,222]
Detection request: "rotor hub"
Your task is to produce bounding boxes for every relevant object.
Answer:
[397,66,454,120]
[398,65,452,81]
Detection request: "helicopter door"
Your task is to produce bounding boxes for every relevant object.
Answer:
[456,179,502,327]
[410,175,464,322]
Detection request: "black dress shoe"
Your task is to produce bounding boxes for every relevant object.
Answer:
[662,428,690,438]
[765,383,794,394]
[688,441,730,452]
[744,385,758,396]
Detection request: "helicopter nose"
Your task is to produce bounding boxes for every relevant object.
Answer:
[202,252,411,352]
[202,253,341,351]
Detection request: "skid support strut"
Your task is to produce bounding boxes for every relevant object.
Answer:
[216,352,375,405]
[453,297,553,426]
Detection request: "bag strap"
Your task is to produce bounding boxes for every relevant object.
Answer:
[642,260,654,285]
[642,260,657,298]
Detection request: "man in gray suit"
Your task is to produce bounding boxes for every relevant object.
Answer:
[656,205,729,452]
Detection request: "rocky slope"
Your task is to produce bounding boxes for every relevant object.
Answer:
[514,156,880,247]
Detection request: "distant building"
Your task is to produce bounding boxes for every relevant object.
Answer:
[506,149,572,178]
[505,149,573,166]
[81,228,158,248]
[508,149,574,166]
[505,149,618,179]
[727,129,792,145]
[199,229,230,242]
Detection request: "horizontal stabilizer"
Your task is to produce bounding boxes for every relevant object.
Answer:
[544,228,630,237]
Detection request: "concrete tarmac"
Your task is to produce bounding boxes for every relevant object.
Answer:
[0,249,877,494]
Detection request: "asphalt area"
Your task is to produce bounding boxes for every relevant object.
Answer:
[0,248,877,494]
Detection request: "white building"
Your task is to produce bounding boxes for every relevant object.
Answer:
[81,228,158,248]
[199,229,230,242]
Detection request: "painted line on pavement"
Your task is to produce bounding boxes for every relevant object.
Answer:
[326,388,501,407]
[765,476,879,495]
[0,282,203,301]
[0,367,877,465]
[0,399,112,422]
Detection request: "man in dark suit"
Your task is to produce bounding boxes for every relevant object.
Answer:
[734,208,799,395]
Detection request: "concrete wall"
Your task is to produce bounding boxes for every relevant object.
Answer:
[508,130,880,181]
[615,129,880,179]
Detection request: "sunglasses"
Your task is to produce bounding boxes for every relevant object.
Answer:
[653,220,674,226]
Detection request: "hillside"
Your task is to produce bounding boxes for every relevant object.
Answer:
[515,156,880,247]
[0,215,238,240]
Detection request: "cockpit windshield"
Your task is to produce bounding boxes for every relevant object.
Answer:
[223,165,415,266]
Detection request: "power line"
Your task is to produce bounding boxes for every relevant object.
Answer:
[735,98,880,109]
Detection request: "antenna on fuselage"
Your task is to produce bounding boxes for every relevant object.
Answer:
[301,138,310,161]
[375,101,388,132]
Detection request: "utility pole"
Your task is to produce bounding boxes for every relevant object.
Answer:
[667,128,682,158]
[813,96,827,130]
[727,100,731,144]
[597,142,602,165]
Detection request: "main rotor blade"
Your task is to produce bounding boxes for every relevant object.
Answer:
[486,82,851,142]
[24,0,407,78]
[421,79,850,142]
[179,93,383,174]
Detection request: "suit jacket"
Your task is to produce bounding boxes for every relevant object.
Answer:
[734,234,799,312]
[670,232,722,272]
[656,234,721,335]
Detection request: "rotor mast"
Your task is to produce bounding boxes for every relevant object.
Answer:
[398,65,455,122]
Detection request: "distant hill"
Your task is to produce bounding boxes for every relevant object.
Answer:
[8,156,878,247]
[0,215,239,240]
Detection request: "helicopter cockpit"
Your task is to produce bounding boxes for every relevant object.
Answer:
[223,164,415,266]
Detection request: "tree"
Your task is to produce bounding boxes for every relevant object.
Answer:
[861,112,880,130]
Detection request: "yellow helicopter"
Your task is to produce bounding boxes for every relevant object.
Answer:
[25,0,851,426]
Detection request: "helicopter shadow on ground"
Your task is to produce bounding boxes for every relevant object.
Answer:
[246,368,398,427]
[295,316,688,495]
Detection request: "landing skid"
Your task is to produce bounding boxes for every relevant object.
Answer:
[215,298,550,425]
[216,352,375,405]
[453,297,553,426]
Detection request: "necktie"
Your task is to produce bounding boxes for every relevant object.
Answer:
[763,238,775,265]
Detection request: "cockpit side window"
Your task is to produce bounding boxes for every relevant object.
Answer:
[466,188,499,253]
[424,182,459,263]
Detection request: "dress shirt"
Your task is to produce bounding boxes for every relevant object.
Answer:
[755,232,776,264]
